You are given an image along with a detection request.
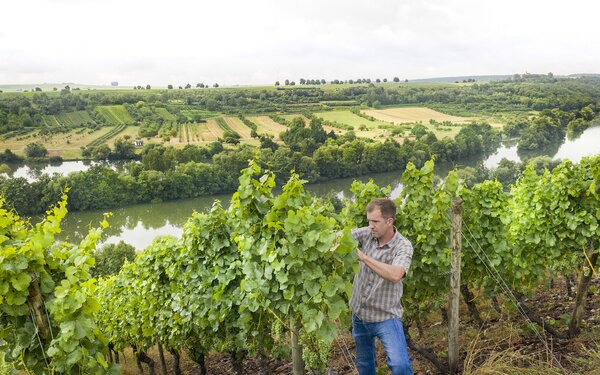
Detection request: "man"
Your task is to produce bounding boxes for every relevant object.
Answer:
[350,198,413,375]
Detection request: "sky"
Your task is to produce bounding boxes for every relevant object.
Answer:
[1,0,599,87]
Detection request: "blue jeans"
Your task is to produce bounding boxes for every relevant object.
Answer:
[352,315,413,375]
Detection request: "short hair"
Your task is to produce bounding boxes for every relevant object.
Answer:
[366,198,396,222]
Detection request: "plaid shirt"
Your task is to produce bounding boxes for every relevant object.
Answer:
[349,227,413,322]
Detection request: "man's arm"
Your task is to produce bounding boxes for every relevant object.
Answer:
[357,250,406,283]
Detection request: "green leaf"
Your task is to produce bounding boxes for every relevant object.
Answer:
[10,273,31,291]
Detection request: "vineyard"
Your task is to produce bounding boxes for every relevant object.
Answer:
[1,156,599,374]
[94,105,135,126]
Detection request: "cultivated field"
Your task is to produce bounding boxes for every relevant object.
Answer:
[315,110,392,130]
[223,117,253,139]
[248,116,287,140]
[363,107,472,124]
[95,105,135,125]
[0,127,117,159]
[312,107,502,141]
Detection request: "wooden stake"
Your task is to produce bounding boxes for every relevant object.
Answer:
[449,197,462,374]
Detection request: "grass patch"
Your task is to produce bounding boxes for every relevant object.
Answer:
[87,124,127,148]
[95,105,135,125]
[315,110,391,130]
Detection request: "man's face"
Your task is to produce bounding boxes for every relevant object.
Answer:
[367,208,393,239]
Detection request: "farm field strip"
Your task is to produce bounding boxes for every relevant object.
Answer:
[282,114,310,124]
[57,111,96,127]
[223,117,252,139]
[248,116,287,139]
[87,124,126,147]
[315,110,391,129]
[42,115,62,127]
[204,120,224,140]
[188,124,203,142]
[0,127,116,153]
[363,107,472,124]
[106,126,140,146]
[179,124,187,143]
[95,105,135,125]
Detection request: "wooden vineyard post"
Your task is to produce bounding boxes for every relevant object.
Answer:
[290,314,305,375]
[28,273,51,340]
[449,197,462,374]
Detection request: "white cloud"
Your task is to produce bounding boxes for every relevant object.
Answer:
[1,0,599,86]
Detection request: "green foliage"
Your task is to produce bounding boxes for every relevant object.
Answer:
[24,142,47,158]
[0,194,115,374]
[91,240,135,278]
[508,156,600,287]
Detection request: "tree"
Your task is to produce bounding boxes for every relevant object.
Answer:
[24,142,47,158]
[275,81,280,86]
[410,124,428,139]
[112,137,137,160]
[185,83,192,89]
[92,241,136,277]
[146,84,151,90]
[168,84,173,89]
[213,83,219,88]
[285,79,290,86]
[92,144,111,160]
[393,77,400,82]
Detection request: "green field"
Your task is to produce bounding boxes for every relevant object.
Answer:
[315,110,392,130]
[154,107,177,122]
[95,105,135,125]
[57,111,96,127]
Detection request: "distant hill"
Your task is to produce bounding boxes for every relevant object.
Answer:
[408,75,511,83]
[566,73,600,78]
[0,83,133,92]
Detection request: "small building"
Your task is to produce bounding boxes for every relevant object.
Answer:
[111,81,119,87]
[134,139,144,147]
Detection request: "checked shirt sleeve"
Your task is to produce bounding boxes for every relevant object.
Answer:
[392,237,413,274]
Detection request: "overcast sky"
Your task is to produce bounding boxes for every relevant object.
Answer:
[1,0,599,86]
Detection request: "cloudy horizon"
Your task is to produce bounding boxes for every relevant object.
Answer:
[2,0,599,87]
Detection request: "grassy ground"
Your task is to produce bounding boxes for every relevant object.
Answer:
[0,127,115,156]
[315,110,392,130]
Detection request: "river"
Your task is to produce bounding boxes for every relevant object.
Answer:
[7,126,600,250]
